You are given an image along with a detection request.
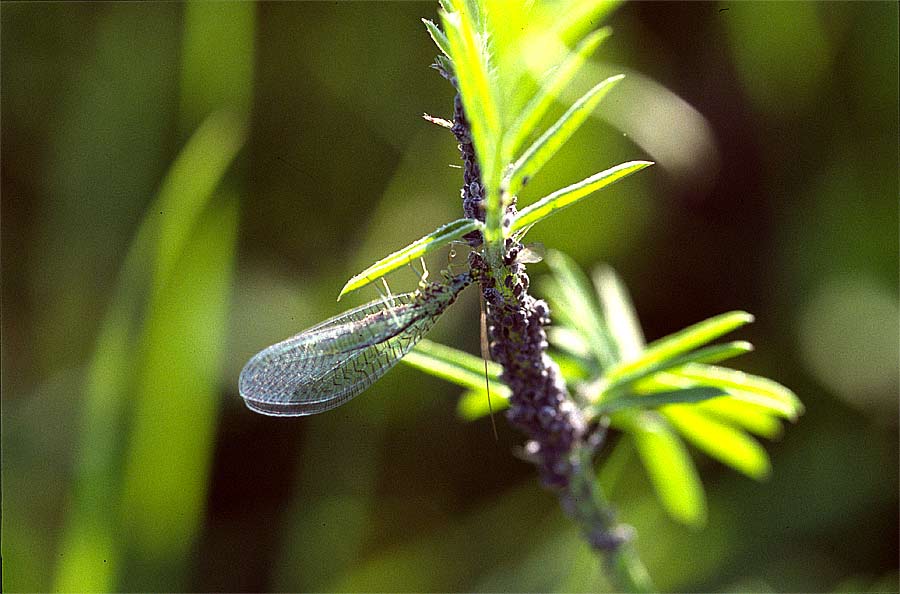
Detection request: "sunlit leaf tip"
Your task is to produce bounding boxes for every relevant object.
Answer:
[505,26,614,156]
[338,218,481,300]
[510,160,654,234]
[505,73,627,197]
[423,18,452,59]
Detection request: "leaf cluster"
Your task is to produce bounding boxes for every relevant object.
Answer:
[342,0,802,529]
[341,0,649,298]
[407,251,803,526]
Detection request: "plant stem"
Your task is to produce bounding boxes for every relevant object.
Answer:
[442,70,654,591]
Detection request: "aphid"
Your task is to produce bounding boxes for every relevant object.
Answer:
[239,272,471,416]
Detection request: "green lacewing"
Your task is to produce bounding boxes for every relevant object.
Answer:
[239,272,471,416]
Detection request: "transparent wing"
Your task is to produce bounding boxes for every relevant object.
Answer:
[239,308,437,416]
[283,292,419,357]
[239,272,471,417]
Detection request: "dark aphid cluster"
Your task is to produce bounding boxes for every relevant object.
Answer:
[450,107,587,489]
[440,57,625,551]
[469,246,586,488]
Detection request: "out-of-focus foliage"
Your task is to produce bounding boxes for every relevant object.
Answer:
[1,2,897,592]
[435,252,799,527]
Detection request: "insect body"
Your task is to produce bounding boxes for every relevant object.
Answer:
[239,272,471,416]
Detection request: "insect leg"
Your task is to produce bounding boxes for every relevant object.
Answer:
[379,277,401,326]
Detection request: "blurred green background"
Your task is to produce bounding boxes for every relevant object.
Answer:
[2,2,897,592]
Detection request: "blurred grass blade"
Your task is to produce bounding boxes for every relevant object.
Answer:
[119,196,239,588]
[402,338,506,391]
[53,112,247,592]
[338,218,481,299]
[55,3,253,587]
[672,364,804,420]
[614,411,707,527]
[592,387,725,417]
[504,27,612,157]
[605,311,755,383]
[505,74,624,198]
[510,161,653,233]
[593,264,645,363]
[663,406,772,480]
[153,109,247,290]
[179,2,254,131]
[440,4,503,240]
[601,341,754,398]
[53,224,155,592]
[550,0,623,48]
[544,250,617,368]
[423,18,452,59]
[459,388,511,420]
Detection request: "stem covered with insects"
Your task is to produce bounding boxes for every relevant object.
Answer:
[441,67,653,592]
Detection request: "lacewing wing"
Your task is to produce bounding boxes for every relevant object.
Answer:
[239,272,471,416]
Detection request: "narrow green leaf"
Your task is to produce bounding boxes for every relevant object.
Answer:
[600,341,754,397]
[543,250,617,368]
[605,311,755,383]
[504,27,612,157]
[546,326,592,359]
[505,74,624,198]
[592,387,725,417]
[551,350,594,383]
[592,264,645,363]
[663,406,772,480]
[338,218,480,299]
[440,6,503,242]
[637,370,796,427]
[458,388,511,420]
[672,364,804,420]
[510,161,653,233]
[402,339,505,390]
[400,339,511,421]
[615,411,706,527]
[422,19,452,59]
[695,398,783,439]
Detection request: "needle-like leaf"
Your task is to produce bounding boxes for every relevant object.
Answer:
[614,411,707,527]
[505,74,624,198]
[695,398,783,439]
[662,406,772,480]
[338,218,481,299]
[605,311,755,383]
[510,161,653,234]
[504,27,612,158]
[458,388,511,420]
[402,338,506,392]
[440,5,503,242]
[593,264,645,363]
[591,386,726,417]
[543,250,617,369]
[671,364,804,420]
[599,341,754,398]
[422,18,452,59]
